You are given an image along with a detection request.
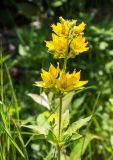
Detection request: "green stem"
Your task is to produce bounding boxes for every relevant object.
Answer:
[63,38,72,72]
[58,96,62,138]
[63,55,68,72]
[58,96,62,160]
[57,48,69,159]
[57,145,61,160]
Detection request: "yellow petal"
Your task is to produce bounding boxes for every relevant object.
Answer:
[49,64,58,78]
[75,22,86,33]
[51,17,69,36]
[45,41,54,51]
[74,81,88,89]
[70,35,89,56]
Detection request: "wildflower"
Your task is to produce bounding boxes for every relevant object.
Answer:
[74,22,86,34]
[51,17,69,37]
[45,34,68,58]
[46,17,89,59]
[56,70,88,92]
[70,35,89,57]
[35,64,59,89]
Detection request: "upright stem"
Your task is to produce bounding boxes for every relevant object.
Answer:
[58,96,62,160]
[58,53,68,160]
[63,39,71,72]
[58,96,62,138]
[57,145,61,160]
[63,56,68,72]
[63,57,67,72]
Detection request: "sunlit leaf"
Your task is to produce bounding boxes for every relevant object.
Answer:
[66,116,92,135]
[22,124,48,136]
[28,92,50,110]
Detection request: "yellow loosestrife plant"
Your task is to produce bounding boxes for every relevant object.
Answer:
[29,17,91,160]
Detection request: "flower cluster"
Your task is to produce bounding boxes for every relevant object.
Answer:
[45,17,89,59]
[35,64,88,93]
[36,17,89,93]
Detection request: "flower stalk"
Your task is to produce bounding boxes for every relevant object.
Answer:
[58,53,68,159]
[57,145,61,160]
[58,95,63,139]
[58,95,63,160]
[63,55,68,72]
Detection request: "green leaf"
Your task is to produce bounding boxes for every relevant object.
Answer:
[70,133,82,141]
[21,116,35,125]
[28,92,50,110]
[37,113,50,129]
[61,110,69,129]
[62,131,82,144]
[66,116,92,135]
[47,130,58,145]
[61,153,70,160]
[62,91,75,112]
[22,124,48,136]
[70,134,95,160]
[72,94,86,109]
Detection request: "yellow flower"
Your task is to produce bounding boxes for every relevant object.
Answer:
[74,22,86,34]
[45,34,68,58]
[35,64,59,89]
[51,17,69,36]
[70,35,89,57]
[45,17,89,59]
[56,70,88,92]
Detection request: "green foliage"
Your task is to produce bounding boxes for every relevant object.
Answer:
[1,0,113,159]
[70,134,96,160]
[22,104,91,149]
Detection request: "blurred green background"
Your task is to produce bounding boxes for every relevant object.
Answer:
[1,0,113,159]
